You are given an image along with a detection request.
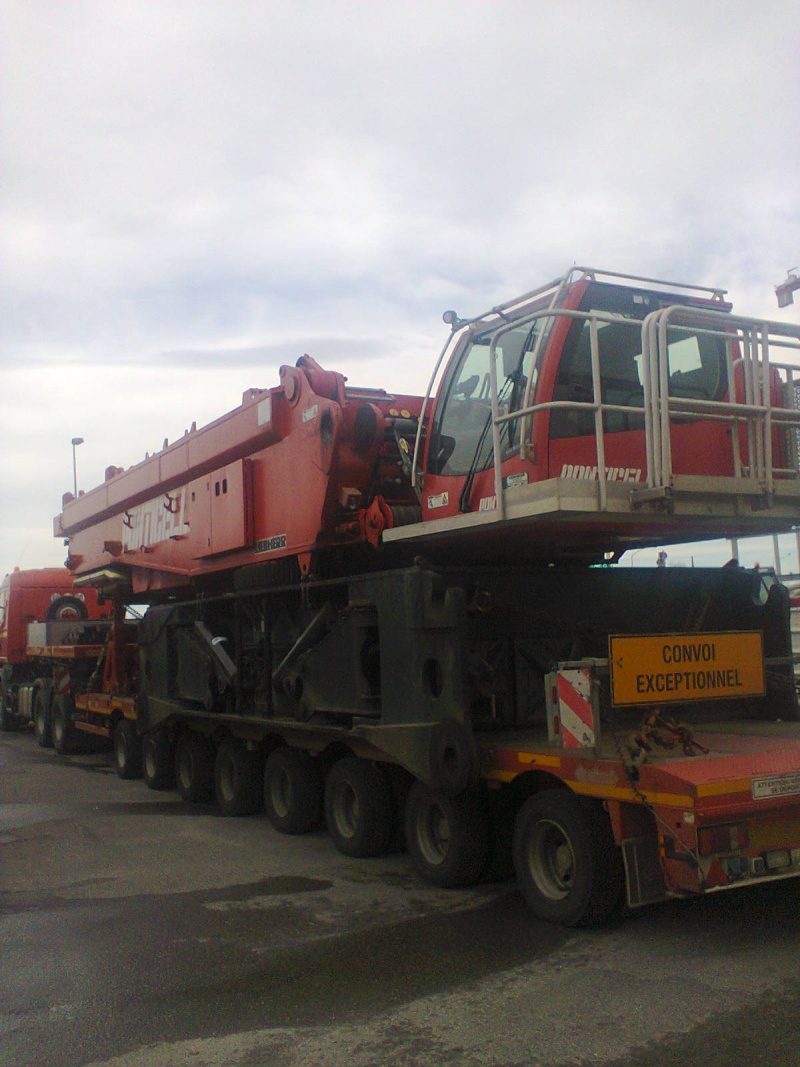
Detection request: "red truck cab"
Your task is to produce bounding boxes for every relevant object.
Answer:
[0,567,112,731]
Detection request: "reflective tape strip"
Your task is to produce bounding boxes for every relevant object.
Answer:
[568,781,694,807]
[515,752,562,768]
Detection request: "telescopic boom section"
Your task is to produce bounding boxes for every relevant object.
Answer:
[56,355,424,597]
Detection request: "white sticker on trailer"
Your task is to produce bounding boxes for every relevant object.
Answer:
[123,489,190,551]
[752,772,800,800]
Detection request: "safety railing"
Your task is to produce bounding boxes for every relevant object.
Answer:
[411,266,729,492]
[479,306,800,521]
[640,306,800,496]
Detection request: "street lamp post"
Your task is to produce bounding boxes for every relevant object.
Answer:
[71,437,84,496]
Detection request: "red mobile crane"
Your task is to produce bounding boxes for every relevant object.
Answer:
[41,266,800,925]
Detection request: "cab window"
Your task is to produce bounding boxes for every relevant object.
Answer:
[429,321,545,476]
[550,318,645,438]
[549,284,727,439]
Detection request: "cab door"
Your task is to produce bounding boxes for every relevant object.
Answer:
[422,318,549,518]
[546,314,650,486]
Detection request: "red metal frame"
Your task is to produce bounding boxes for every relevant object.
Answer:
[58,358,423,592]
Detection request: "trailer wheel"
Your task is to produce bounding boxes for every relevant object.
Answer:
[174,734,215,803]
[405,780,489,888]
[264,747,323,834]
[33,687,53,748]
[0,676,17,731]
[113,720,143,780]
[513,790,624,927]
[214,740,263,816]
[324,757,393,858]
[142,732,175,791]
[51,694,74,754]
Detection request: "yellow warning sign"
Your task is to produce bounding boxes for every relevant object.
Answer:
[609,631,764,707]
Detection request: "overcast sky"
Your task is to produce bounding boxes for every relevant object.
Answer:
[2,0,799,579]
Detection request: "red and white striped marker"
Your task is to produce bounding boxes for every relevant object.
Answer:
[556,668,596,748]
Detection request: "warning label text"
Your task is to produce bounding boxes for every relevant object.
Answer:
[610,631,765,706]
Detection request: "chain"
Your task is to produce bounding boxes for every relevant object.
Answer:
[636,709,710,757]
[613,720,702,871]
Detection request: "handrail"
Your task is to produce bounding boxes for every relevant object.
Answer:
[410,265,732,488]
[481,305,800,516]
[641,306,800,496]
[411,269,800,516]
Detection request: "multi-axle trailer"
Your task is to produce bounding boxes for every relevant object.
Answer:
[7,266,800,925]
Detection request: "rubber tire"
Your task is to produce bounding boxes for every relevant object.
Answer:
[264,747,323,834]
[324,757,394,858]
[142,732,176,791]
[45,595,88,622]
[51,693,74,755]
[114,719,143,779]
[214,740,263,816]
[513,790,624,927]
[405,780,490,888]
[33,687,53,748]
[174,734,216,803]
[0,676,17,732]
[384,764,413,852]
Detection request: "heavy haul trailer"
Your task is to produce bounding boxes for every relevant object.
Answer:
[22,599,139,759]
[53,266,800,925]
[0,567,112,741]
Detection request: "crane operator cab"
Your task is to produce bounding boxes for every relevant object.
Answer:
[389,267,800,562]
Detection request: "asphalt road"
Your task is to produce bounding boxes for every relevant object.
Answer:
[2,729,800,1067]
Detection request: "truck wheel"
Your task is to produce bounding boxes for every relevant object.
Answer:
[174,734,215,803]
[324,757,393,858]
[51,694,74,755]
[214,740,263,816]
[33,688,53,748]
[0,676,17,731]
[264,747,323,834]
[45,595,88,622]
[113,720,143,779]
[405,780,489,888]
[512,790,624,927]
[142,732,175,790]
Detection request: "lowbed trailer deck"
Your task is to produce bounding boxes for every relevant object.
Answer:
[42,559,798,926]
[20,612,138,755]
[482,720,800,910]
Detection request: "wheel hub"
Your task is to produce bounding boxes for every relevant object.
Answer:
[528,819,576,900]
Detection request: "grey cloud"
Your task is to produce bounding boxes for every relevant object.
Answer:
[156,336,403,368]
[1,0,799,575]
